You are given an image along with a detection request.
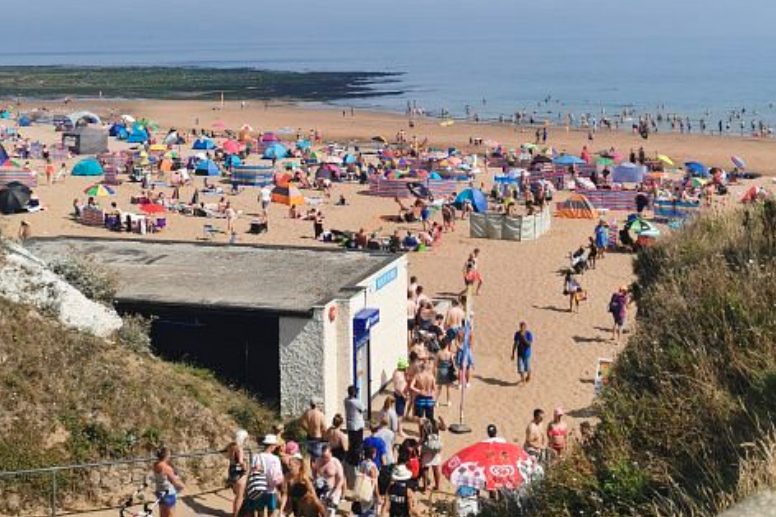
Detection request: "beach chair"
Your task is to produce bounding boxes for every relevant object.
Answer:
[80,207,105,227]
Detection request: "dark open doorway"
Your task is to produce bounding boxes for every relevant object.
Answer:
[118,303,280,407]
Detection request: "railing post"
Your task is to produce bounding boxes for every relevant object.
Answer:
[50,470,57,517]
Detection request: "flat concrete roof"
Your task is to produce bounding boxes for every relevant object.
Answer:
[26,237,401,315]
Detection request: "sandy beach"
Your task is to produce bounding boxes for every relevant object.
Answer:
[1,98,764,513]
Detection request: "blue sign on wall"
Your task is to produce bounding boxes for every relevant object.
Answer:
[375,267,398,291]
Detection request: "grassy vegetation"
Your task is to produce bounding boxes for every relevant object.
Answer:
[0,66,401,101]
[485,202,776,516]
[0,297,275,511]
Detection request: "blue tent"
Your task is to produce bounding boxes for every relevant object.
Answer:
[72,158,104,176]
[108,123,126,137]
[429,172,442,180]
[18,115,31,127]
[192,137,216,150]
[195,159,220,176]
[343,154,357,165]
[263,143,288,160]
[225,155,242,167]
[553,154,585,166]
[455,188,488,213]
[296,139,312,151]
[127,128,148,144]
[685,161,709,178]
[0,110,10,120]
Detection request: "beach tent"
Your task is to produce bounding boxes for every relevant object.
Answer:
[455,188,488,213]
[261,132,280,143]
[72,157,104,176]
[192,137,216,150]
[263,143,288,160]
[195,159,220,176]
[68,111,101,126]
[126,127,149,144]
[225,155,242,168]
[555,193,598,219]
[296,139,312,151]
[0,182,31,214]
[343,154,357,165]
[109,123,127,137]
[612,162,646,183]
[271,183,304,205]
[553,154,585,166]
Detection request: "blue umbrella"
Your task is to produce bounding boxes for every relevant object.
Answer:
[685,161,708,177]
[455,188,488,213]
[553,155,586,166]
[263,143,288,160]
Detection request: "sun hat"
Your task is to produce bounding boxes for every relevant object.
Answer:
[263,434,278,446]
[391,464,413,481]
[397,358,409,370]
[285,441,300,456]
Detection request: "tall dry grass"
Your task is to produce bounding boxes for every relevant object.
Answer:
[484,201,776,516]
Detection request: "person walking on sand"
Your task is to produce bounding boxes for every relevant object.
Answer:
[462,263,483,296]
[594,220,609,259]
[608,286,630,341]
[511,321,534,384]
[152,447,185,517]
[564,271,584,313]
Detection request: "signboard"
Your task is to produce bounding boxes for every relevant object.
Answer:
[375,267,397,291]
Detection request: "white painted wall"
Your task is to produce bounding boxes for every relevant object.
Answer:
[278,312,324,418]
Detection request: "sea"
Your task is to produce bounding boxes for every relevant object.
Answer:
[2,0,776,129]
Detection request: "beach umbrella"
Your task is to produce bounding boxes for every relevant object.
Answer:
[0,182,31,214]
[442,441,536,491]
[139,203,165,214]
[685,161,709,177]
[656,154,674,167]
[83,184,116,197]
[223,140,241,154]
[225,154,242,167]
[731,155,747,169]
[553,155,585,166]
[261,132,280,143]
[212,120,226,129]
[455,188,488,213]
[296,139,312,151]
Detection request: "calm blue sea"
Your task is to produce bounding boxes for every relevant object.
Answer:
[2,0,775,127]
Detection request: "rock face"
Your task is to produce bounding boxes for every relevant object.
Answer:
[0,241,122,337]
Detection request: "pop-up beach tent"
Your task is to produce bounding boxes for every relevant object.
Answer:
[556,193,598,219]
[72,157,104,176]
[192,137,216,150]
[263,143,288,160]
[455,188,488,213]
[195,159,220,176]
[126,126,149,144]
[271,183,304,205]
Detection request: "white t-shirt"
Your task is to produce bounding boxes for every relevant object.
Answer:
[251,452,283,492]
[260,187,272,202]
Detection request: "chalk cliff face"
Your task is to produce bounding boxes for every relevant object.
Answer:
[0,240,122,337]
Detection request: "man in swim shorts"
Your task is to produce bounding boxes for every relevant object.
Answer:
[410,360,436,422]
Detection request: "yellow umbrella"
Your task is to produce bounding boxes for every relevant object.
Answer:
[656,154,674,166]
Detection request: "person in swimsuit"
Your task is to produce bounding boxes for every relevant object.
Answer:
[392,359,409,436]
[524,409,546,461]
[324,414,349,464]
[435,341,454,407]
[284,456,327,517]
[226,429,249,517]
[152,447,185,517]
[409,360,436,423]
[547,407,569,459]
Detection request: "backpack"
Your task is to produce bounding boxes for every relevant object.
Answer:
[423,433,442,453]
[245,455,269,501]
[608,296,621,314]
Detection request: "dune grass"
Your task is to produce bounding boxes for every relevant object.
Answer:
[484,201,776,516]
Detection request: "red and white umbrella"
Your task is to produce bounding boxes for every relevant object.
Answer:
[442,441,537,491]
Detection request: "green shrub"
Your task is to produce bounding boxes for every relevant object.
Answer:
[116,314,154,354]
[50,254,117,305]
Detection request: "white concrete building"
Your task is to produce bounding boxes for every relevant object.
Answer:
[27,238,408,419]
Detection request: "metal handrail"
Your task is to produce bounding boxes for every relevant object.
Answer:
[0,448,226,477]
